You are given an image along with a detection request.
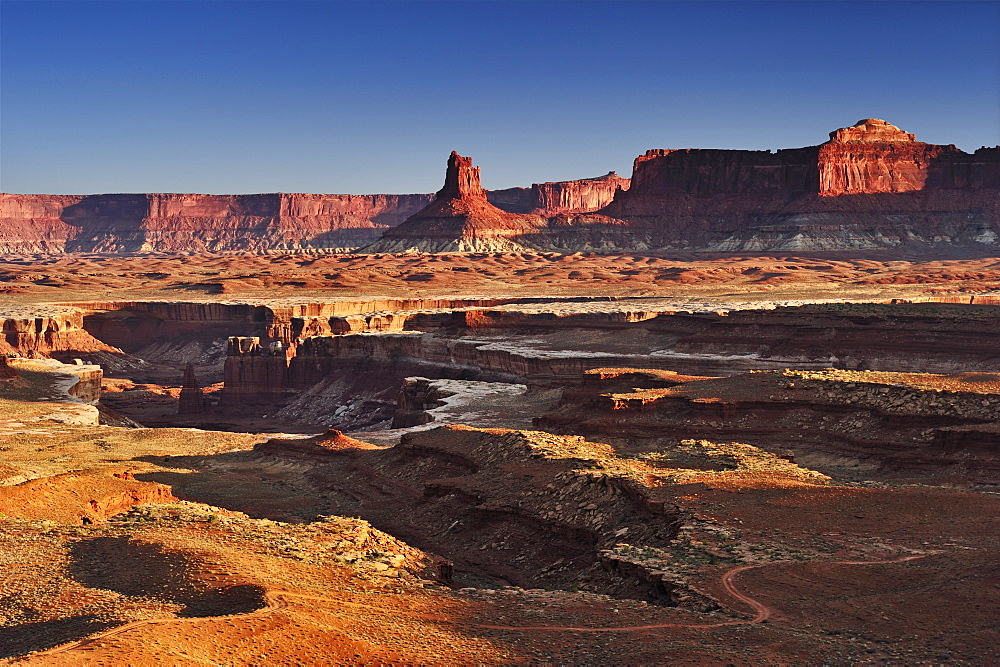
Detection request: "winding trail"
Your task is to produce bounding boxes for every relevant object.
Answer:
[16,552,931,660]
[481,552,932,633]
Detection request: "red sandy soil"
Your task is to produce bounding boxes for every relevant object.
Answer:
[5,478,995,665]
[1,252,999,303]
[1,403,997,663]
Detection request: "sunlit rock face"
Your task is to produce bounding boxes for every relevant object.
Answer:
[827,118,917,144]
[820,119,966,195]
[528,172,630,214]
[0,192,435,253]
[362,152,547,253]
[599,119,1000,251]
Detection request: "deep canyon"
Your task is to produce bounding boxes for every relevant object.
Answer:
[1,118,998,664]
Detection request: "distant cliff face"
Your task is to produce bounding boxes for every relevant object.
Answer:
[626,147,820,195]
[4,119,998,255]
[600,119,1000,251]
[486,172,629,215]
[0,192,434,254]
[528,172,630,214]
[613,120,998,201]
[1,172,629,254]
[817,119,999,195]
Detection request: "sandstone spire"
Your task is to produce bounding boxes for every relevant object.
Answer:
[178,363,205,414]
[437,151,485,199]
[362,152,544,253]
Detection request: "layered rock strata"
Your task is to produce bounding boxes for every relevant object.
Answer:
[1,307,123,360]
[363,152,547,253]
[600,119,1000,250]
[76,298,523,360]
[219,301,1000,415]
[486,172,629,214]
[220,337,289,406]
[537,368,1000,484]
[0,193,435,253]
[517,171,630,214]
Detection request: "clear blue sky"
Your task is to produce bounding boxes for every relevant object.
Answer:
[2,0,998,195]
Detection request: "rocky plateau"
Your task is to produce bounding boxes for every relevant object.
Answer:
[1,121,999,663]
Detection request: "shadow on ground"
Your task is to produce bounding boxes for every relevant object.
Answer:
[68,536,268,616]
[0,616,116,659]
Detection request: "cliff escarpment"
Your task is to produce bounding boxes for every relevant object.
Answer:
[488,171,630,215]
[600,119,1000,251]
[0,307,124,361]
[0,192,434,254]
[1,173,628,254]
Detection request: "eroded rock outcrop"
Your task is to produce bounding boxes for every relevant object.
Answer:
[220,337,289,405]
[391,377,447,428]
[4,356,103,407]
[363,152,546,253]
[538,367,1000,484]
[1,308,123,360]
[178,364,205,414]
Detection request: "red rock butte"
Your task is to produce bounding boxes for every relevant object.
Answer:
[362,151,548,253]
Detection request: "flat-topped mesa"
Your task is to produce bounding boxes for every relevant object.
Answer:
[827,118,917,144]
[530,172,631,215]
[598,117,999,249]
[438,151,485,199]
